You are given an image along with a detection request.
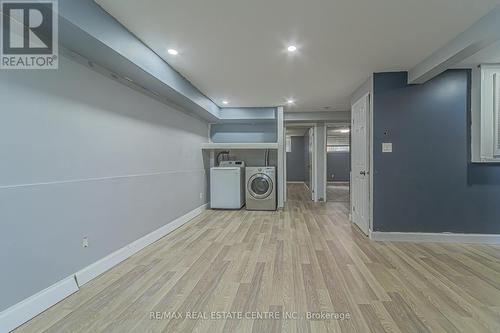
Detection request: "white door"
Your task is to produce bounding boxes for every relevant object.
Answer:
[351,94,370,235]
[309,127,315,201]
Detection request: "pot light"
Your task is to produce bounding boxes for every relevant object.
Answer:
[167,48,178,55]
[287,45,297,52]
[222,100,229,105]
[287,99,295,104]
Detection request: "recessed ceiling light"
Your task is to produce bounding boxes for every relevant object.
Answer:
[287,45,297,52]
[222,100,229,105]
[287,99,295,104]
[167,48,178,55]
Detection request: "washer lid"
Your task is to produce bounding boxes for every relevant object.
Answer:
[248,173,273,199]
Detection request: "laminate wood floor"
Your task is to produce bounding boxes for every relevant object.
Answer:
[14,183,500,333]
[326,183,350,203]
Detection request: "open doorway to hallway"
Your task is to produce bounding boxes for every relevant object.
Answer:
[326,124,351,203]
[285,125,314,201]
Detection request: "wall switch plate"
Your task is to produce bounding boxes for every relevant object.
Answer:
[82,237,89,248]
[382,142,393,153]
[199,192,203,199]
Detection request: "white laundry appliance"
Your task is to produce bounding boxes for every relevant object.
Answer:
[210,161,246,209]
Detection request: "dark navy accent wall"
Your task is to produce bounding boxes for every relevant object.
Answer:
[286,136,306,181]
[373,70,500,234]
[304,134,310,188]
[327,152,350,181]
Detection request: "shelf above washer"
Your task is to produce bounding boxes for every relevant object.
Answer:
[201,142,278,150]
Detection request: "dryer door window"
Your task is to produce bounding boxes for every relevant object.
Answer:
[248,174,273,199]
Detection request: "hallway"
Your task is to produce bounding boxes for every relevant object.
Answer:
[14,184,500,333]
[326,182,350,203]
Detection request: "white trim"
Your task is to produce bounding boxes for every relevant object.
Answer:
[0,276,79,333]
[370,231,500,244]
[76,203,208,286]
[312,125,318,202]
[323,123,327,202]
[277,106,285,208]
[200,142,278,150]
[368,89,374,233]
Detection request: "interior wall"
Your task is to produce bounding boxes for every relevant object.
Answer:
[210,123,277,143]
[0,56,209,311]
[286,136,305,181]
[373,70,500,234]
[327,152,351,181]
[214,149,277,167]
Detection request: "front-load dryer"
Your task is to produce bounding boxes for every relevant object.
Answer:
[245,166,276,211]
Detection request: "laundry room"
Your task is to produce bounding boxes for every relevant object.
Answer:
[201,108,282,211]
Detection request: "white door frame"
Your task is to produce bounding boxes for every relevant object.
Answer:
[277,107,285,208]
[322,123,327,202]
[283,133,287,203]
[350,93,371,235]
[284,122,317,201]
[310,126,316,201]
[325,122,351,203]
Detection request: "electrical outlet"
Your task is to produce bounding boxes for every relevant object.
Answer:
[82,237,89,248]
[199,192,203,199]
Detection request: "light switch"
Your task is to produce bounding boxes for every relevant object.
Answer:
[382,142,392,153]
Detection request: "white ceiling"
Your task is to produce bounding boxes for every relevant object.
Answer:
[96,0,499,112]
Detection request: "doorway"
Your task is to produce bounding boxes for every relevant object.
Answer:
[285,125,315,201]
[325,124,351,203]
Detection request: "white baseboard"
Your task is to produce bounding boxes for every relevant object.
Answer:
[370,231,500,244]
[0,276,79,333]
[76,203,208,286]
[0,203,208,333]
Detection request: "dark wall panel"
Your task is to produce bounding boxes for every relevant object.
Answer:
[327,152,350,181]
[373,70,500,234]
[304,134,310,187]
[286,136,305,181]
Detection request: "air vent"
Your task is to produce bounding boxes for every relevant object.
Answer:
[495,73,500,156]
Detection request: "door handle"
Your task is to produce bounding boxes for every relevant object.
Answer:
[360,171,366,175]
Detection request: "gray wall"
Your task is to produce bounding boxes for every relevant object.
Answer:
[0,56,209,311]
[215,149,277,167]
[373,70,500,234]
[286,136,305,181]
[327,152,350,181]
[210,122,277,143]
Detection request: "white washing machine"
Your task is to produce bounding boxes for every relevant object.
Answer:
[210,161,245,209]
[245,166,276,211]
